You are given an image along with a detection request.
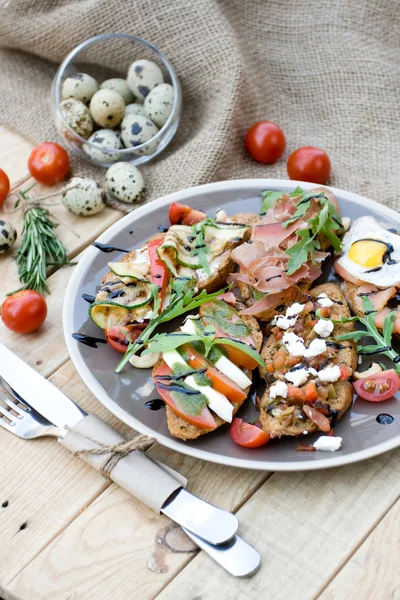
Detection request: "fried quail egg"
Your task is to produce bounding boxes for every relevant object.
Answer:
[120,114,159,155]
[127,59,164,101]
[336,216,400,288]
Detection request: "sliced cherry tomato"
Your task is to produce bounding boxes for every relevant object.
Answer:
[353,369,400,402]
[1,290,47,334]
[168,202,207,226]
[182,345,247,403]
[154,362,217,429]
[148,237,170,309]
[105,324,146,353]
[303,405,331,432]
[287,385,305,404]
[230,418,270,448]
[0,169,10,207]
[245,121,286,164]
[303,380,318,402]
[28,142,70,186]
[339,365,353,380]
[287,146,331,184]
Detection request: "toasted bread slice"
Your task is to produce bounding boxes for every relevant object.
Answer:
[341,280,368,319]
[156,313,263,441]
[259,283,357,438]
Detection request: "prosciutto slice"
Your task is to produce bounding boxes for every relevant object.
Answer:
[240,287,299,316]
[355,284,397,313]
[374,306,400,333]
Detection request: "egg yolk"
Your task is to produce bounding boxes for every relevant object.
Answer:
[348,240,387,268]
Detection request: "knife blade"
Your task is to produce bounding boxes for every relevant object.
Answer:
[0,343,239,545]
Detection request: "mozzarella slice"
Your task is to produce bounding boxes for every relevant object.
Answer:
[180,317,199,335]
[163,350,188,368]
[184,375,233,423]
[214,355,251,390]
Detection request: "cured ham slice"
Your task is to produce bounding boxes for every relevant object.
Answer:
[355,284,397,313]
[374,306,400,333]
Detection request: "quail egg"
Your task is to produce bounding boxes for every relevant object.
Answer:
[89,89,125,128]
[120,114,159,155]
[125,102,147,117]
[144,83,174,128]
[62,177,106,216]
[100,78,134,105]
[60,98,94,140]
[106,162,144,204]
[83,129,123,164]
[0,220,17,253]
[127,59,164,101]
[62,73,99,104]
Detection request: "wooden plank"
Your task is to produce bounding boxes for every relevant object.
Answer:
[0,127,32,188]
[319,500,400,600]
[151,450,400,600]
[4,363,268,599]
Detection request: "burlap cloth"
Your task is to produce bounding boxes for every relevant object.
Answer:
[0,0,399,213]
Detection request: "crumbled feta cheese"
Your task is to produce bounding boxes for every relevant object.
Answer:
[317,293,334,308]
[317,364,341,383]
[303,338,327,358]
[314,318,334,338]
[313,436,342,452]
[308,367,318,376]
[303,430,309,435]
[282,332,306,356]
[285,368,309,386]
[285,303,305,318]
[269,381,288,399]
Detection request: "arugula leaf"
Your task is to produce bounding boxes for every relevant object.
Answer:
[285,229,319,276]
[290,186,305,197]
[213,338,265,367]
[143,332,205,355]
[335,296,400,373]
[260,190,284,214]
[191,219,213,275]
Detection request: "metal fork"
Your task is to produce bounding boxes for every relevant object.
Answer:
[0,379,64,439]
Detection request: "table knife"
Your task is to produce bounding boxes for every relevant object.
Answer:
[0,342,238,546]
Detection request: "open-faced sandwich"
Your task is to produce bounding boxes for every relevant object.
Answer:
[83,184,400,454]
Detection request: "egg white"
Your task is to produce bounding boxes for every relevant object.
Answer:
[337,216,400,288]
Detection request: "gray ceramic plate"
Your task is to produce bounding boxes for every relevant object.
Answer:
[64,179,400,471]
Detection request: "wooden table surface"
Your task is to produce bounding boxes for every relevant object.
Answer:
[0,127,399,600]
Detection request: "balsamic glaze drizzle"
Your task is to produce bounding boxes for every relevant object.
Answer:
[358,346,392,355]
[265,274,282,282]
[155,382,202,395]
[82,293,96,304]
[92,242,129,253]
[72,333,107,348]
[155,368,207,381]
[145,399,166,411]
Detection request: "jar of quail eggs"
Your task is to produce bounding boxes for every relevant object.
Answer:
[52,33,182,167]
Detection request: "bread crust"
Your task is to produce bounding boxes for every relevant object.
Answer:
[259,283,357,438]
[154,313,263,441]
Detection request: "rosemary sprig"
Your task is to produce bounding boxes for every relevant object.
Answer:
[8,189,70,295]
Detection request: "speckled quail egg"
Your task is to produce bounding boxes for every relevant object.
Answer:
[120,114,159,155]
[125,102,147,117]
[60,98,93,140]
[83,129,123,164]
[0,220,17,254]
[62,73,99,104]
[127,59,164,101]
[144,83,174,128]
[106,162,144,204]
[89,89,125,128]
[62,177,106,216]
[100,78,134,105]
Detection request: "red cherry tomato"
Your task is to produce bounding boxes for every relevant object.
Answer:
[245,121,286,164]
[105,324,146,353]
[28,142,70,186]
[0,169,10,207]
[287,146,331,184]
[148,237,170,309]
[168,202,207,226]
[1,290,47,334]
[353,369,400,402]
[230,418,270,448]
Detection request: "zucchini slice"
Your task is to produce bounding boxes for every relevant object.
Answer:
[107,261,150,282]
[89,300,152,329]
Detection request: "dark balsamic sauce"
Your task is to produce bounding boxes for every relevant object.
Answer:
[376,413,394,425]
[265,274,282,282]
[359,346,392,355]
[82,293,96,304]
[92,242,129,253]
[155,368,207,382]
[155,382,202,395]
[145,399,166,411]
[158,225,169,233]
[72,333,107,348]
[108,289,125,299]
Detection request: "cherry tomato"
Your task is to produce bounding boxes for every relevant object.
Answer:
[182,345,247,403]
[303,405,331,432]
[287,146,331,184]
[154,362,217,429]
[169,202,207,226]
[339,365,353,380]
[148,237,170,309]
[1,290,47,334]
[105,324,146,353]
[0,169,10,207]
[245,121,286,164]
[230,418,270,448]
[28,142,70,186]
[353,369,400,402]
